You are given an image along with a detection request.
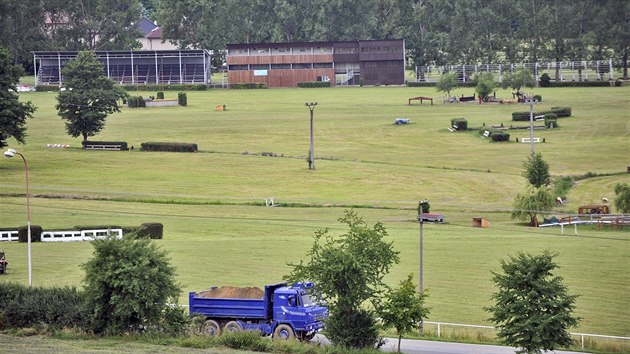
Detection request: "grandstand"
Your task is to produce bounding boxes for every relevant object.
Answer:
[32,50,212,86]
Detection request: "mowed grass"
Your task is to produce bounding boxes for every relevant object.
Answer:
[0,85,628,336]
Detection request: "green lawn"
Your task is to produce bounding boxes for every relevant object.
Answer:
[0,85,628,337]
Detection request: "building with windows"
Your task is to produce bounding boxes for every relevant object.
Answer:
[226,39,405,88]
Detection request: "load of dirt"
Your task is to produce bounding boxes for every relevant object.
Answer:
[196,286,264,299]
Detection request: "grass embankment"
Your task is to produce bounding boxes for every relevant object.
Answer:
[0,86,628,346]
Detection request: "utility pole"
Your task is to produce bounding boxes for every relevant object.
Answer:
[305,102,317,170]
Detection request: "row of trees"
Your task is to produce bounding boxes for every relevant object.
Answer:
[0,0,629,78]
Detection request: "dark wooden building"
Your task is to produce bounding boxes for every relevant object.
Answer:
[226,39,405,88]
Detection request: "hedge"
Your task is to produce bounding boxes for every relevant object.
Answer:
[178,92,187,106]
[406,81,477,88]
[141,142,198,152]
[127,96,146,108]
[135,223,163,239]
[479,127,510,142]
[18,225,42,242]
[230,83,267,89]
[297,82,331,88]
[512,107,571,121]
[0,282,87,329]
[121,84,208,91]
[450,118,468,131]
[157,91,164,99]
[82,140,129,150]
[542,80,611,87]
[35,85,60,92]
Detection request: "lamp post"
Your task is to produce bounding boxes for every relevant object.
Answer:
[4,148,32,287]
[417,200,427,292]
[524,98,539,156]
[305,102,318,170]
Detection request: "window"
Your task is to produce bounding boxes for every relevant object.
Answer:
[293,63,312,69]
[313,63,332,68]
[251,64,269,70]
[229,48,248,55]
[335,47,357,54]
[271,64,291,69]
[364,61,377,68]
[228,65,248,71]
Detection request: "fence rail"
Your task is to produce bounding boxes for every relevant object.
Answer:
[0,229,123,242]
[424,321,630,351]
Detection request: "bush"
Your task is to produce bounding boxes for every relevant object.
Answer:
[121,84,207,91]
[615,79,623,87]
[141,142,198,152]
[157,91,164,99]
[539,73,551,87]
[177,92,187,106]
[533,94,542,102]
[35,85,60,92]
[545,81,610,87]
[490,131,510,142]
[229,83,267,89]
[136,223,163,239]
[127,96,146,108]
[512,107,571,121]
[544,114,558,128]
[18,225,42,243]
[297,81,331,88]
[450,118,468,131]
[0,282,87,329]
[549,106,571,117]
[82,141,129,150]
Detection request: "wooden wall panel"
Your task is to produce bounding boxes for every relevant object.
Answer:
[228,54,333,65]
[228,69,335,88]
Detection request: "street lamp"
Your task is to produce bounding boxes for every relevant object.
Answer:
[4,148,32,287]
[417,200,428,292]
[305,102,318,170]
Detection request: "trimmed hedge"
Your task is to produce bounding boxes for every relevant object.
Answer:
[230,83,267,89]
[407,81,477,88]
[35,85,60,92]
[545,116,558,128]
[141,142,198,152]
[127,96,146,108]
[479,127,510,142]
[121,84,208,91]
[450,118,468,131]
[17,225,42,243]
[543,80,611,87]
[82,141,129,150]
[512,106,571,121]
[136,223,163,239]
[178,92,187,106]
[157,91,164,99]
[297,82,331,88]
[0,282,87,329]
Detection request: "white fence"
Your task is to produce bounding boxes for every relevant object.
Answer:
[0,229,123,242]
[424,321,630,351]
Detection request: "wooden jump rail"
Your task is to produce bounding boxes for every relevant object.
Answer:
[408,96,433,105]
[84,144,122,151]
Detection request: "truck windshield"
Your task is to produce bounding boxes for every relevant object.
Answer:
[301,294,316,307]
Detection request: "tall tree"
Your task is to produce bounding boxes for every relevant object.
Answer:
[0,47,37,149]
[0,0,48,68]
[56,51,127,143]
[501,68,536,93]
[486,251,580,354]
[613,183,630,214]
[511,188,555,227]
[286,210,400,349]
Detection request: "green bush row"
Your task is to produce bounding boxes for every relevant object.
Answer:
[406,81,477,88]
[479,127,511,142]
[35,85,60,92]
[127,96,147,108]
[297,81,331,88]
[512,107,571,121]
[450,118,468,131]
[82,140,129,150]
[121,84,208,91]
[0,282,87,329]
[141,142,198,152]
[542,80,612,87]
[229,83,267,89]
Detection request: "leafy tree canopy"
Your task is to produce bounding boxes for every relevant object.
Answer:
[614,183,630,213]
[523,153,551,188]
[286,209,400,348]
[501,68,536,92]
[0,46,36,148]
[486,251,580,354]
[56,51,127,142]
[511,188,555,226]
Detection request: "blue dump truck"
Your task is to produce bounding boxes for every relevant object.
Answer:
[189,282,327,341]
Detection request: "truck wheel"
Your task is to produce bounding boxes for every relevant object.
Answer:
[201,319,221,336]
[224,321,242,333]
[273,324,295,340]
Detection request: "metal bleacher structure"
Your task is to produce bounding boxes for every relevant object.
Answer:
[32,50,212,86]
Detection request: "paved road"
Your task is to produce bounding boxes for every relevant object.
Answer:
[314,335,585,354]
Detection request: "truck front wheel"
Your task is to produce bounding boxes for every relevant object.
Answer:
[273,324,295,340]
[224,321,242,333]
[201,319,221,336]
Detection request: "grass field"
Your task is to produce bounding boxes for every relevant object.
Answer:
[0,85,628,339]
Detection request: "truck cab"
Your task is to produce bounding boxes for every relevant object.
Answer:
[271,282,327,340]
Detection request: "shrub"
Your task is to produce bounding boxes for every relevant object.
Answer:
[533,94,542,102]
[82,141,129,150]
[297,81,331,88]
[121,84,207,91]
[157,91,164,99]
[127,96,146,108]
[544,114,558,128]
[229,83,267,89]
[615,79,622,87]
[550,106,571,117]
[406,82,436,87]
[18,225,42,242]
[178,92,187,106]
[141,142,198,152]
[0,282,87,329]
[545,81,610,87]
[490,131,510,142]
[539,73,551,87]
[35,85,61,92]
[450,118,468,131]
[512,107,571,121]
[136,223,163,239]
